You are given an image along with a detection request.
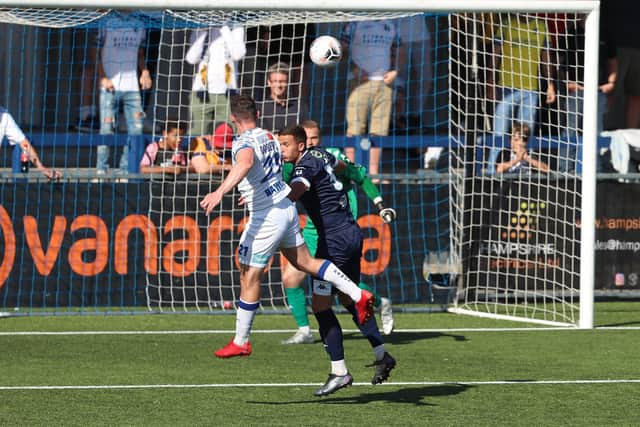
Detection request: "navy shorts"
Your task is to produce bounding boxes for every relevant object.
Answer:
[315,224,363,284]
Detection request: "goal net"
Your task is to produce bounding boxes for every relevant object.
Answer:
[448,10,598,328]
[0,2,598,327]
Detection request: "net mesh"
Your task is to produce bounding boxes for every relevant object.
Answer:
[449,13,585,325]
[167,10,418,26]
[0,9,446,315]
[0,8,593,325]
[0,8,110,27]
[0,8,417,27]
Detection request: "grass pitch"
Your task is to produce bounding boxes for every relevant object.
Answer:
[1,303,640,426]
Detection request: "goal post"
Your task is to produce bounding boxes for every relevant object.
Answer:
[578,8,598,329]
[0,0,599,328]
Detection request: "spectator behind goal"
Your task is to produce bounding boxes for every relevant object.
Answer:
[95,12,153,175]
[496,122,549,174]
[0,106,61,180]
[139,121,187,176]
[190,122,233,174]
[257,62,309,134]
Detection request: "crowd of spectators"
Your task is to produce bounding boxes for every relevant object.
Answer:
[452,8,640,176]
[6,10,639,179]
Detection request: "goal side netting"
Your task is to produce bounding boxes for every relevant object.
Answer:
[448,9,598,328]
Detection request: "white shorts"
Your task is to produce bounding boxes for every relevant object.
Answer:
[238,198,304,267]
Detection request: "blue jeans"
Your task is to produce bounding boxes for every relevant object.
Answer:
[97,89,144,172]
[558,89,608,172]
[487,88,539,174]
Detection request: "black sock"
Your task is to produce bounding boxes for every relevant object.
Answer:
[314,309,344,361]
[345,303,384,348]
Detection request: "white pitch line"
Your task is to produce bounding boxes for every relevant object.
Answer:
[1,379,640,391]
[1,326,640,336]
[0,330,250,336]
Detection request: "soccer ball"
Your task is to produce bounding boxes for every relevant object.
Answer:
[309,35,342,67]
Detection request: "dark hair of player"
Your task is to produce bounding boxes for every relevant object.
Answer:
[279,125,307,144]
[230,93,258,122]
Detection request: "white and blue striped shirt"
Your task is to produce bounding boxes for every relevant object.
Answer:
[233,127,290,212]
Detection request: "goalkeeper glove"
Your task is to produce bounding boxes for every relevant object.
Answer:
[376,201,396,224]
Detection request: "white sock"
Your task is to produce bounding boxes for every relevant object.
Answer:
[331,359,348,376]
[373,344,386,361]
[300,325,311,335]
[319,261,361,302]
[233,299,258,345]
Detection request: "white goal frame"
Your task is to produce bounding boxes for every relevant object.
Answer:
[0,0,600,329]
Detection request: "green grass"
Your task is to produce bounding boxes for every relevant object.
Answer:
[1,303,640,426]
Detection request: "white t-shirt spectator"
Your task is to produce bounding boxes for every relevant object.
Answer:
[342,20,400,80]
[395,15,431,89]
[397,14,430,44]
[185,26,246,94]
[0,107,26,146]
[97,14,146,92]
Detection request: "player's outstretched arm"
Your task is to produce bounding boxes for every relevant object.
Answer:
[376,202,396,224]
[200,147,253,215]
[335,156,382,201]
[335,158,395,223]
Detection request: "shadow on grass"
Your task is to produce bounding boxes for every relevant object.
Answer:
[343,331,468,345]
[598,320,640,327]
[247,384,471,406]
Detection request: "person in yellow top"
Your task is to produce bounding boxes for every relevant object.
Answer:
[190,122,233,174]
[486,13,556,174]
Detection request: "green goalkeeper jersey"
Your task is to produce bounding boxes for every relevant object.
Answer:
[282,147,382,236]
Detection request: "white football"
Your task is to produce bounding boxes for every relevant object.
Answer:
[309,35,342,67]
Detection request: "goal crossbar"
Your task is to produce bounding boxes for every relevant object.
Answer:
[0,0,600,13]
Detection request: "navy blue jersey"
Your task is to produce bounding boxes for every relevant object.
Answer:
[290,147,358,237]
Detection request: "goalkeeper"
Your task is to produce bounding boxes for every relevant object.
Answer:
[280,120,396,345]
